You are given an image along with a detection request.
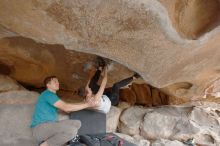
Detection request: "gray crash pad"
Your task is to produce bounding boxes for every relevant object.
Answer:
[70,109,106,135]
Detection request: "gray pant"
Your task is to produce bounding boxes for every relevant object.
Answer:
[32,120,81,146]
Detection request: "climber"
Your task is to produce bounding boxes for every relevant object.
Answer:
[78,57,140,109]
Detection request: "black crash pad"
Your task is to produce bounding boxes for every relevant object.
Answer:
[69,109,106,135]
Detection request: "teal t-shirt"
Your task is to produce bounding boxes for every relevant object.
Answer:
[30,90,60,128]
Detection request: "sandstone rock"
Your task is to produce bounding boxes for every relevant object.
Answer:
[131,83,152,106]
[190,107,219,128]
[140,105,220,145]
[194,134,218,146]
[204,78,220,98]
[115,133,150,146]
[0,37,133,91]
[0,25,17,39]
[141,106,198,139]
[119,106,147,136]
[0,90,39,104]
[152,89,162,106]
[159,92,169,105]
[212,79,220,95]
[120,83,170,106]
[0,104,71,146]
[189,107,220,146]
[160,0,220,39]
[106,106,122,133]
[1,0,220,99]
[186,101,220,109]
[0,104,37,146]
[151,139,185,146]
[119,88,136,105]
[117,101,132,110]
[0,75,22,92]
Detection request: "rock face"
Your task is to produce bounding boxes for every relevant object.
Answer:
[119,103,220,146]
[1,2,220,144]
[0,104,37,146]
[0,0,220,99]
[106,106,122,133]
[119,106,146,136]
[0,76,219,146]
[160,0,220,39]
[151,139,186,146]
[120,83,170,106]
[0,75,22,92]
[0,37,132,91]
[0,90,39,104]
[115,133,150,146]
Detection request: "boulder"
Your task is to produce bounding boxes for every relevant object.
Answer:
[106,106,122,132]
[131,83,152,106]
[119,88,136,105]
[0,75,23,92]
[1,0,220,99]
[141,106,199,139]
[0,104,71,146]
[117,101,132,110]
[0,90,39,104]
[119,106,147,136]
[119,103,220,145]
[0,104,37,146]
[140,105,220,145]
[115,133,150,146]
[151,139,185,146]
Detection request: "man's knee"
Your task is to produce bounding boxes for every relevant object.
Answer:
[55,120,81,143]
[69,120,81,130]
[61,120,81,134]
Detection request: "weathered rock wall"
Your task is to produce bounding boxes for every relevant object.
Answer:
[1,0,220,99]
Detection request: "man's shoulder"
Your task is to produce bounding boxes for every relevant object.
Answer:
[39,90,60,104]
[40,90,58,98]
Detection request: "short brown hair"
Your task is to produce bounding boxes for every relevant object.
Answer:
[43,76,57,87]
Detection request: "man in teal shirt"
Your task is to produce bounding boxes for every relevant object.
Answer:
[31,76,98,146]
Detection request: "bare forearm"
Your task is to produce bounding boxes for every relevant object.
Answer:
[100,76,107,90]
[95,75,107,99]
[64,102,90,113]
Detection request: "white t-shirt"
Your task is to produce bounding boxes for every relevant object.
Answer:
[95,95,111,114]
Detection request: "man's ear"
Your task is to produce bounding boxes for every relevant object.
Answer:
[46,83,50,89]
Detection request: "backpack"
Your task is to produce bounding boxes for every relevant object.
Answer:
[79,133,137,146]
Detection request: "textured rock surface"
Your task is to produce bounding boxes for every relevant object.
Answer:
[0,104,37,146]
[0,0,220,99]
[0,75,22,92]
[0,86,219,146]
[0,37,173,105]
[0,37,132,90]
[119,103,220,146]
[160,0,220,39]
[0,90,39,104]
[115,133,150,146]
[0,104,71,146]
[119,106,147,136]
[106,106,122,133]
[120,83,169,106]
[1,2,220,144]
[151,139,186,146]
